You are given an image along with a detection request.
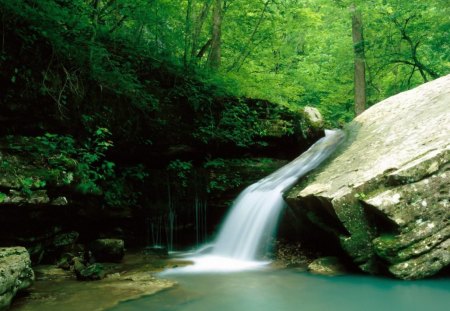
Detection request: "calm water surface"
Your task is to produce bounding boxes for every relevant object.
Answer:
[110,270,450,311]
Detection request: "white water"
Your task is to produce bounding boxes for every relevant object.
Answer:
[164,129,345,274]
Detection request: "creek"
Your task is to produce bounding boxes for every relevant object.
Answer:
[110,269,450,311]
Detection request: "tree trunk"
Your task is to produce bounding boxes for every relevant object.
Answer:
[191,0,213,61]
[208,0,223,70]
[183,0,194,69]
[90,0,100,65]
[197,39,212,59]
[351,5,366,116]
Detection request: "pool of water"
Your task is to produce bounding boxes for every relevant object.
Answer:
[109,269,450,311]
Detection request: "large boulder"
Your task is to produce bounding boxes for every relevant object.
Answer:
[286,75,450,279]
[0,247,34,310]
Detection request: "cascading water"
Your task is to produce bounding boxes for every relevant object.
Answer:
[212,129,345,261]
[164,129,345,273]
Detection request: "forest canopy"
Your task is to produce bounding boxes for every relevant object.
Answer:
[0,0,448,132]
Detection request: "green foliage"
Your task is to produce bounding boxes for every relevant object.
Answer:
[194,100,265,147]
[104,164,149,208]
[6,128,115,196]
[204,157,278,193]
[364,1,449,98]
[204,158,243,192]
[76,128,115,195]
[167,160,193,188]
[0,0,448,134]
[0,192,6,203]
[19,177,46,197]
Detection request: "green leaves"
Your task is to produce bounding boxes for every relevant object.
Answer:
[18,177,46,196]
[167,160,193,188]
[1,0,448,141]
[0,192,7,203]
[6,127,115,196]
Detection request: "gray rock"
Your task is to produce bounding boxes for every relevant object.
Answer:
[0,247,34,311]
[286,75,450,279]
[90,239,125,263]
[302,106,324,128]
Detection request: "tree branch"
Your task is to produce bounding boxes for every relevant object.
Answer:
[109,15,127,33]
[227,0,272,72]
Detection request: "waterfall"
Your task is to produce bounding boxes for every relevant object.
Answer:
[212,129,345,261]
[164,129,345,273]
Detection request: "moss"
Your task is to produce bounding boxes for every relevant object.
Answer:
[389,238,450,280]
[373,234,401,262]
[374,224,450,265]
[335,197,378,273]
[308,256,348,276]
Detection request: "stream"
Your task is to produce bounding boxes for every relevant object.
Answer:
[110,269,450,311]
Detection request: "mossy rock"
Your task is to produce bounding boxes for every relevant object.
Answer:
[308,256,348,276]
[77,263,106,281]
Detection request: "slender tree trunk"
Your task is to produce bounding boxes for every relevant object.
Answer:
[191,0,213,61]
[1,12,6,53]
[197,39,212,59]
[154,2,160,54]
[183,0,194,69]
[90,0,100,65]
[351,5,366,116]
[208,0,223,70]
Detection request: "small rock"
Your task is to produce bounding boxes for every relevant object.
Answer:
[76,263,105,281]
[308,256,347,276]
[302,106,324,128]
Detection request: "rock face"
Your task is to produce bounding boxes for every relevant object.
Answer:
[0,247,34,310]
[286,75,450,279]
